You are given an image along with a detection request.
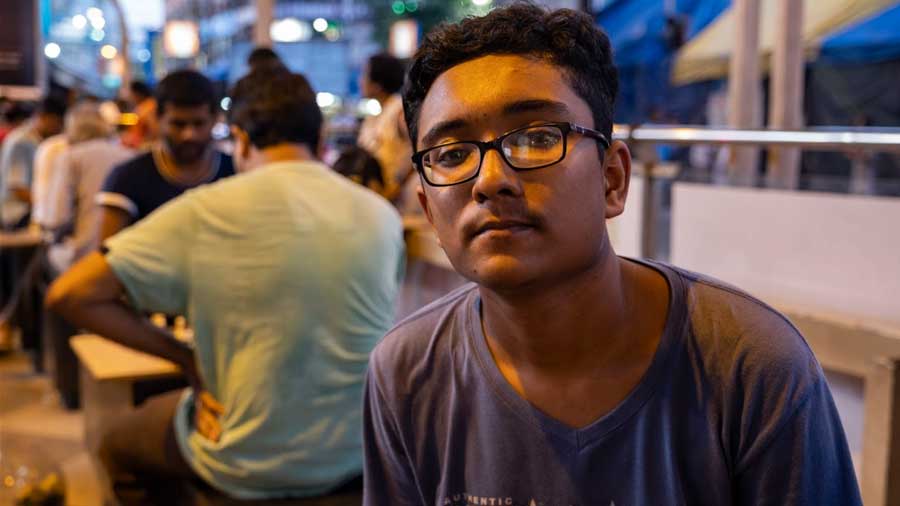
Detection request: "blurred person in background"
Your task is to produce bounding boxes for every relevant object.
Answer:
[0,96,67,229]
[0,100,33,145]
[358,52,414,204]
[96,70,235,242]
[0,97,65,352]
[121,81,158,149]
[43,101,134,273]
[31,102,133,408]
[332,145,386,194]
[47,67,404,503]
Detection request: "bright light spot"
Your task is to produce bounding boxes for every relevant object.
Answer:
[316,92,335,108]
[389,20,418,58]
[324,27,340,41]
[212,122,230,140]
[472,0,492,5]
[119,112,138,126]
[137,49,151,62]
[86,7,103,21]
[44,43,61,59]
[90,29,105,41]
[90,16,106,30]
[220,97,231,111]
[164,21,200,58]
[313,18,328,33]
[72,14,87,29]
[100,44,117,59]
[361,98,382,116]
[270,18,312,43]
[405,1,418,12]
[391,1,405,15]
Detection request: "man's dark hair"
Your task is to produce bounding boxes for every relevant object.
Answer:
[36,96,67,118]
[247,47,284,71]
[155,69,217,116]
[402,3,618,148]
[228,69,322,151]
[367,53,406,96]
[130,81,152,100]
[333,146,384,189]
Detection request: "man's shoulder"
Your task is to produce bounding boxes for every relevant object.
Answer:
[105,151,156,182]
[369,284,479,395]
[665,263,822,398]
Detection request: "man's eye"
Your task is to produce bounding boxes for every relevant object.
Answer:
[436,148,471,166]
[522,130,561,148]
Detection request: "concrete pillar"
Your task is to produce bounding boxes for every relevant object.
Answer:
[767,0,804,190]
[726,0,762,186]
[253,0,274,48]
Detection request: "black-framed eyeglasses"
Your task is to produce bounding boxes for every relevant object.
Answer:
[411,122,610,187]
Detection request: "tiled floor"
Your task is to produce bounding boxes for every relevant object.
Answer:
[0,351,102,506]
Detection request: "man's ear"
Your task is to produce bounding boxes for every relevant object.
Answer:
[230,125,251,161]
[416,181,435,226]
[603,140,631,219]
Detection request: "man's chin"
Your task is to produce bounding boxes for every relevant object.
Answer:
[461,255,541,293]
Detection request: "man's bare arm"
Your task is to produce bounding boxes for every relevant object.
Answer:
[45,251,201,388]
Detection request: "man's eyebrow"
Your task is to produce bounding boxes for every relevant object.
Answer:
[420,118,469,149]
[502,99,572,117]
[419,100,572,148]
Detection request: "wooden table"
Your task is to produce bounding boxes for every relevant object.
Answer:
[71,334,182,451]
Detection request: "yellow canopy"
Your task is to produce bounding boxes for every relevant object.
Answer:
[672,0,896,85]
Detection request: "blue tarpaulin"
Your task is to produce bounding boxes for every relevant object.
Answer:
[820,3,900,63]
[597,0,729,123]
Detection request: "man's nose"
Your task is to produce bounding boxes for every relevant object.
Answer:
[471,149,524,203]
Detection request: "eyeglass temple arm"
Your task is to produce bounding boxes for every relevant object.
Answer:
[569,123,610,149]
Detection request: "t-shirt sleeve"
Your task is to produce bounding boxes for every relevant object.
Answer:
[96,162,139,217]
[734,374,862,506]
[363,363,421,506]
[103,194,195,315]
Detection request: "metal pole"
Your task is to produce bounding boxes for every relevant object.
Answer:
[580,0,593,16]
[767,0,804,190]
[726,0,762,186]
[254,0,274,48]
[108,0,131,98]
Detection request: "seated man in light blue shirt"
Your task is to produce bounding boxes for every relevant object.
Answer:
[47,68,405,503]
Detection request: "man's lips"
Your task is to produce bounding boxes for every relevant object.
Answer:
[473,219,536,237]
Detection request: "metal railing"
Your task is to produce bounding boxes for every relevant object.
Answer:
[612,124,900,152]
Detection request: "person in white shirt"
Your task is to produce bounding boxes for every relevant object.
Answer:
[357,53,414,203]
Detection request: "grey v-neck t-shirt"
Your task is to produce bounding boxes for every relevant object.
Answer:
[362,259,860,506]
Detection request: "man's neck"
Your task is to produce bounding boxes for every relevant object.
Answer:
[243,143,316,172]
[479,249,668,376]
[156,145,216,186]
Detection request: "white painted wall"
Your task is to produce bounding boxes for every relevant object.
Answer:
[671,183,900,326]
[608,174,644,259]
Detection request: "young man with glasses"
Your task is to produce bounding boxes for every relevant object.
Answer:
[362,5,860,505]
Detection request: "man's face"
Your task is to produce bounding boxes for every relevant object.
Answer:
[159,104,215,165]
[416,55,623,292]
[35,113,63,139]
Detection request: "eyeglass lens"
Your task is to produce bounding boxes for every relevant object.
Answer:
[421,125,566,185]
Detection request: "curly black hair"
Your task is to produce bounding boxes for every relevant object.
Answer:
[228,68,322,151]
[402,3,618,149]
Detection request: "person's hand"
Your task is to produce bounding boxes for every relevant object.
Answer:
[194,390,224,442]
